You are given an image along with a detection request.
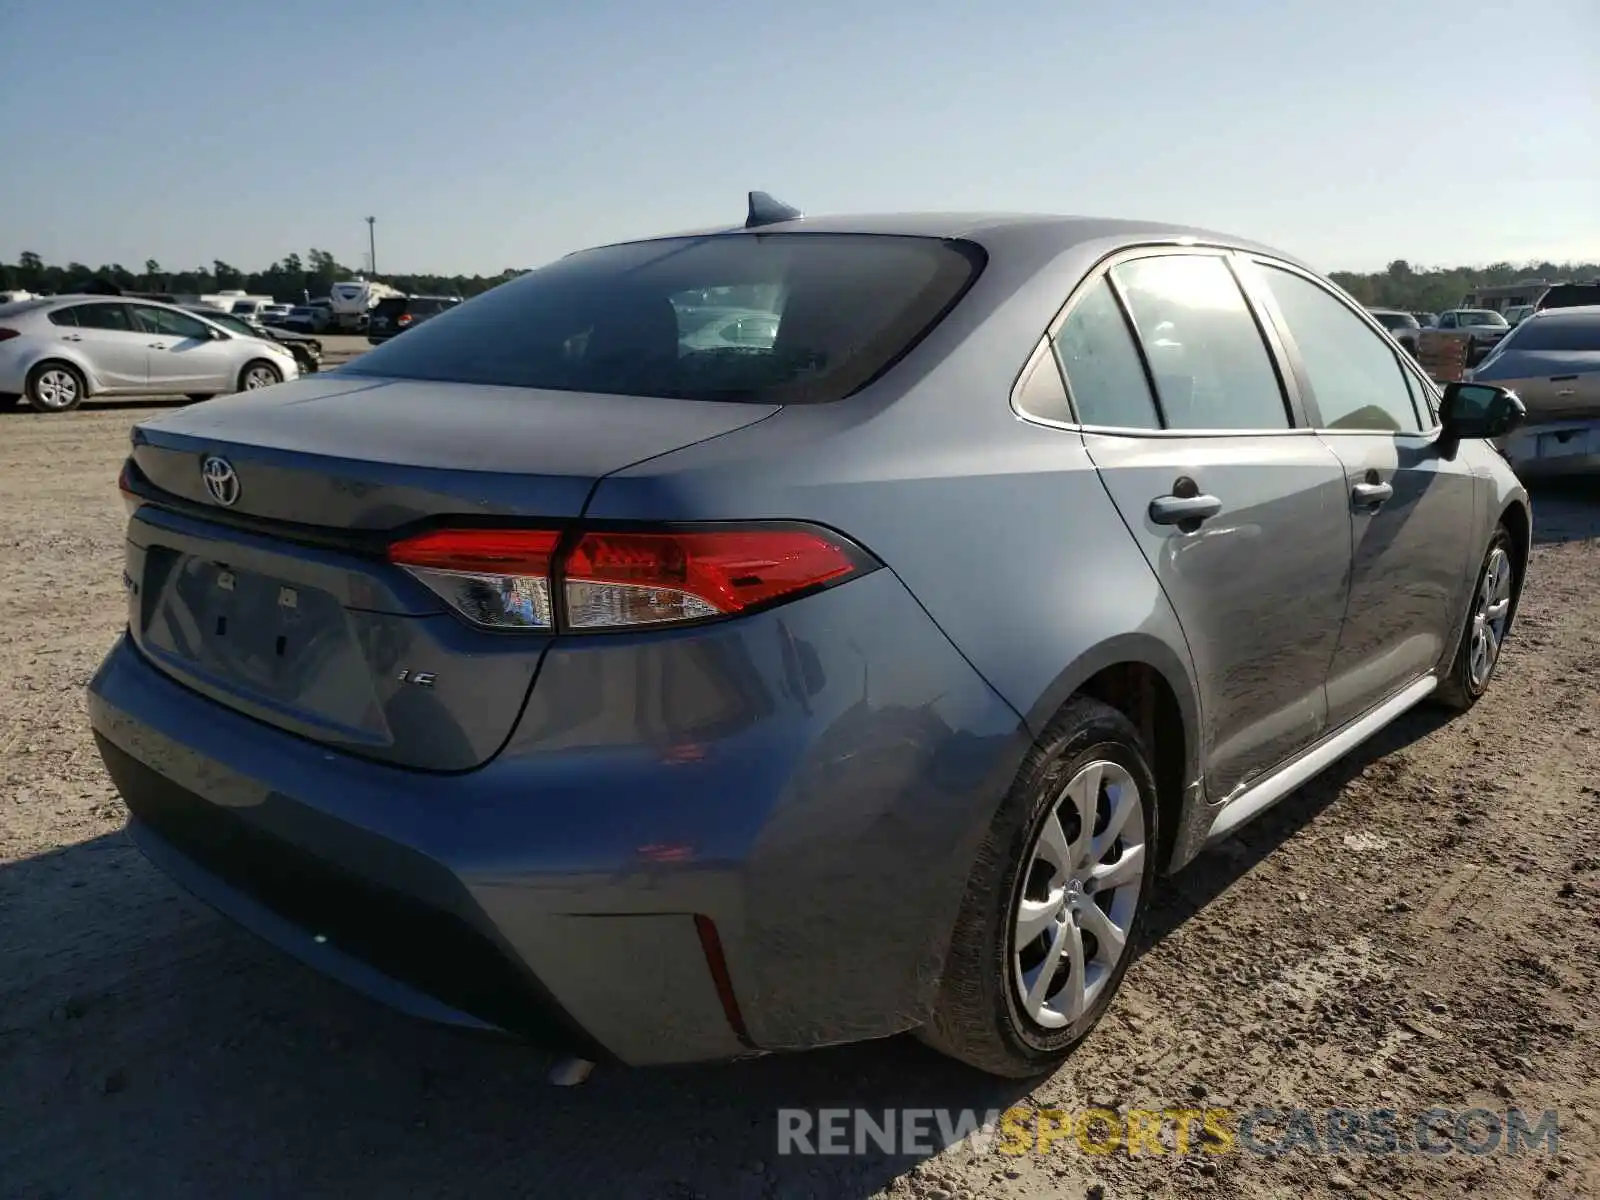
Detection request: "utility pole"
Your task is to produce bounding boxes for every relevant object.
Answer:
[366,216,377,277]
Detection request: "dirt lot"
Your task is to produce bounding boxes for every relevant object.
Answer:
[2,402,1598,1200]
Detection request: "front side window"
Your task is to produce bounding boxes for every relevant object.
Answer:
[197,311,251,337]
[132,305,211,340]
[343,233,984,404]
[1050,277,1159,428]
[1257,266,1421,433]
[1111,255,1289,430]
[71,303,132,332]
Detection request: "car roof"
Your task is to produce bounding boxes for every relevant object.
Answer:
[583,212,1315,272]
[1525,304,1600,321]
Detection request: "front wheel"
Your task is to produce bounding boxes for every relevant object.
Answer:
[237,360,282,392]
[1435,527,1515,711]
[24,362,86,413]
[919,697,1158,1077]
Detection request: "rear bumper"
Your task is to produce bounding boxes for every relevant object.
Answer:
[1500,419,1600,478]
[88,569,1025,1064]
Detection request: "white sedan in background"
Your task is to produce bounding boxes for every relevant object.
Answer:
[0,295,299,413]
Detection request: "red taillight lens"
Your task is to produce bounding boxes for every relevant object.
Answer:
[388,528,561,630]
[397,314,413,326]
[0,328,20,342]
[563,529,863,629]
[387,524,872,632]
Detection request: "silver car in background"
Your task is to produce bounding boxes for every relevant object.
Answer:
[0,295,299,413]
[1471,305,1600,476]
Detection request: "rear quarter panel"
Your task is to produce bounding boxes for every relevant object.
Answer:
[587,227,1205,800]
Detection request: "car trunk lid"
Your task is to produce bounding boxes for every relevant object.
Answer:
[123,375,778,770]
[1476,350,1600,422]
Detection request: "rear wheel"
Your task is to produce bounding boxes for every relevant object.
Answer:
[237,360,281,392]
[1435,527,1515,711]
[24,361,86,413]
[919,697,1157,1077]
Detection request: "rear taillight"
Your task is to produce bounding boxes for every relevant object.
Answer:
[0,328,19,342]
[387,528,560,629]
[117,458,140,518]
[397,314,413,326]
[387,524,875,632]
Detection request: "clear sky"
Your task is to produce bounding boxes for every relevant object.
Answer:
[2,0,1595,276]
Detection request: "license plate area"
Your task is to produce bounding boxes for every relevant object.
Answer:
[1536,427,1598,459]
[142,549,348,700]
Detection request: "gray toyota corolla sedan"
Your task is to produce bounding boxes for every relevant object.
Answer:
[90,196,1531,1078]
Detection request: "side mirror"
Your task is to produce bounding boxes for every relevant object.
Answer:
[1438,381,1526,459]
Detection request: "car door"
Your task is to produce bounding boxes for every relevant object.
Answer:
[1245,259,1480,728]
[132,305,237,393]
[1058,251,1354,802]
[54,302,149,392]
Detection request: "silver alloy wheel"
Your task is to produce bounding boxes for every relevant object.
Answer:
[33,368,79,410]
[243,365,279,390]
[1012,759,1146,1029]
[1468,546,1513,689]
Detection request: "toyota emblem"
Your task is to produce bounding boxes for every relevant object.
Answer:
[201,456,241,507]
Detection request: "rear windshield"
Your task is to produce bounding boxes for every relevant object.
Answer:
[1540,285,1600,309]
[373,298,408,317]
[1457,309,1507,326]
[1371,312,1416,331]
[1497,315,1600,353]
[342,233,985,404]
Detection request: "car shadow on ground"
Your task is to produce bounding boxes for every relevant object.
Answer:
[2,702,1460,1200]
[0,397,189,417]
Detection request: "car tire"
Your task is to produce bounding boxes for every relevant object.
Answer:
[1434,526,1516,712]
[23,361,86,414]
[918,696,1158,1078]
[237,360,282,392]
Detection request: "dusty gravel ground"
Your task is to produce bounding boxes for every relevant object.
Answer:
[2,401,1597,1200]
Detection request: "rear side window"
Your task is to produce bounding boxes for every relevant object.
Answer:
[1112,255,1289,430]
[344,234,985,404]
[1051,278,1159,428]
[48,307,79,327]
[1257,266,1421,433]
[71,303,132,332]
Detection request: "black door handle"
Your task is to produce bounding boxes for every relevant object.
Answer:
[1149,493,1222,526]
[1352,481,1394,507]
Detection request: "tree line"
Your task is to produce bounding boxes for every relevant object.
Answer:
[0,251,528,304]
[4,250,1596,314]
[1330,258,1598,314]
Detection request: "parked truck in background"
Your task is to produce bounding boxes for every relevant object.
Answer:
[328,278,404,331]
